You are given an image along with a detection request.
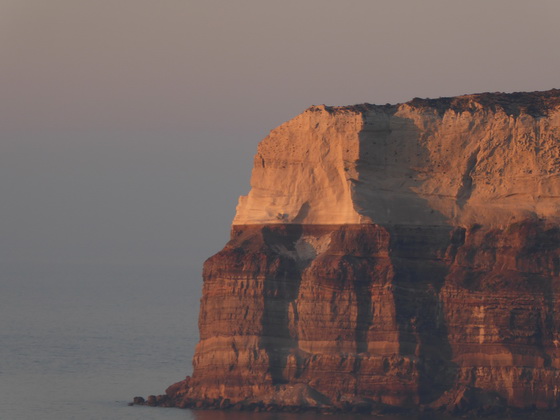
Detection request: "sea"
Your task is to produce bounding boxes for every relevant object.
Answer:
[0,262,553,420]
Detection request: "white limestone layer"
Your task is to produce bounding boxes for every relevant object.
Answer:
[233,106,364,225]
[233,94,560,227]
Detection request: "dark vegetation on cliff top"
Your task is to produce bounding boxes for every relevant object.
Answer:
[323,88,560,117]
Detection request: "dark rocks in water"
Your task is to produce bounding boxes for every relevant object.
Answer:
[132,396,144,405]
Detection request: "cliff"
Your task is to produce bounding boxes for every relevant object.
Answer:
[156,90,560,414]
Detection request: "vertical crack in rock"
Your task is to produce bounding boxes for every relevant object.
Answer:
[457,148,480,208]
[352,257,373,354]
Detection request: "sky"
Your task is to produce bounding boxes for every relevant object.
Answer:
[1,0,560,278]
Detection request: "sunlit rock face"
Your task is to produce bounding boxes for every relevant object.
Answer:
[234,93,560,227]
[167,90,560,412]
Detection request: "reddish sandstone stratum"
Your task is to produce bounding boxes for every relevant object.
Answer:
[161,90,560,413]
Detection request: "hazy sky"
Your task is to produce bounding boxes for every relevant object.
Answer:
[2,0,560,276]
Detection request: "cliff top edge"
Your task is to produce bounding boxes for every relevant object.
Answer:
[309,88,560,117]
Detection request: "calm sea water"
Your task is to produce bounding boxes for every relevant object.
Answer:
[1,262,553,420]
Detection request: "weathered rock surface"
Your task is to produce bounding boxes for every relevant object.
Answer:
[234,90,560,227]
[162,90,560,413]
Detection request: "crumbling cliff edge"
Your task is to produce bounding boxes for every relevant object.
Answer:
[135,90,560,415]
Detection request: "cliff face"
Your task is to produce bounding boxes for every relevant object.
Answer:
[168,90,560,412]
[234,91,560,227]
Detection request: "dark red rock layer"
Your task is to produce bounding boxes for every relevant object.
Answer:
[162,220,560,412]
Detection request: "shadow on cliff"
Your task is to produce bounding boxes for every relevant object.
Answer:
[355,111,459,403]
[260,224,308,384]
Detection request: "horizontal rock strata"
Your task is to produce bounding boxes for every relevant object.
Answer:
[162,90,560,414]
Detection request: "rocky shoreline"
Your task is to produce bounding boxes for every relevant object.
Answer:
[129,396,560,419]
[130,378,560,418]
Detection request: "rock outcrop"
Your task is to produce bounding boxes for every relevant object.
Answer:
[163,90,560,413]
